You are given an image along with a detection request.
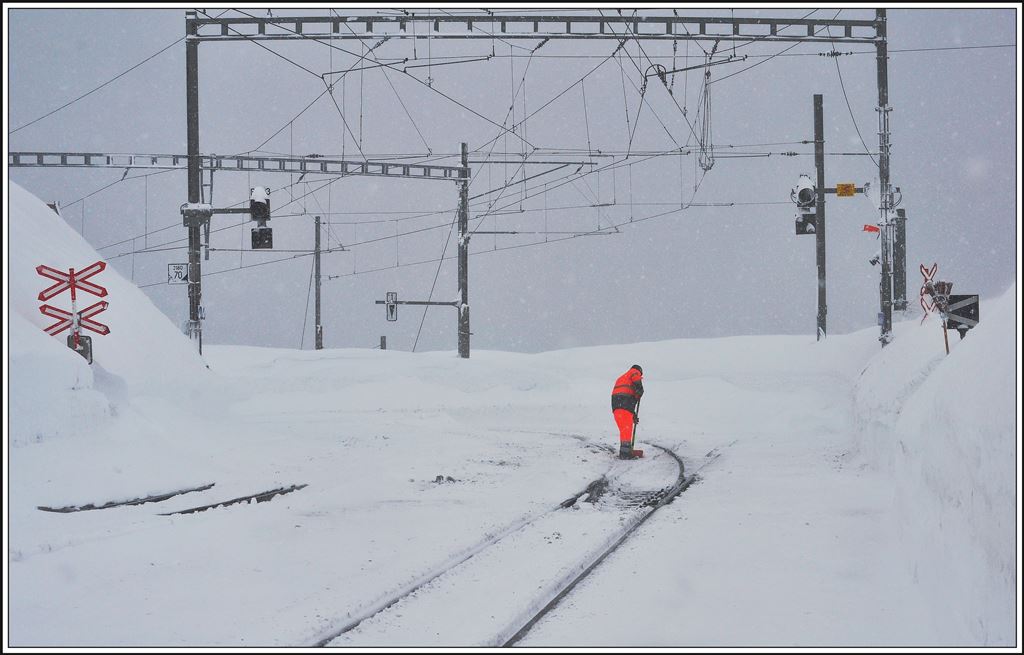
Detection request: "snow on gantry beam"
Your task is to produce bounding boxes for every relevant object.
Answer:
[8,152,470,182]
[187,12,880,44]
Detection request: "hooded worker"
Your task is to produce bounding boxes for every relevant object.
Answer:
[611,364,644,459]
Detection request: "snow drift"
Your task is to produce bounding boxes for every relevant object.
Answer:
[8,181,217,519]
[853,285,1017,645]
[8,181,208,445]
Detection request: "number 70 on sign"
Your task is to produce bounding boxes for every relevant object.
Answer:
[168,264,189,284]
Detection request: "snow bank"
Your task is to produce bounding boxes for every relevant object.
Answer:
[8,181,207,390]
[8,310,108,448]
[7,182,217,507]
[852,285,1017,645]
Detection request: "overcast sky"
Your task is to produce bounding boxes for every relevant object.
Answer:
[6,6,1020,354]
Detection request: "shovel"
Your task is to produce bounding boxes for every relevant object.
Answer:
[630,398,644,458]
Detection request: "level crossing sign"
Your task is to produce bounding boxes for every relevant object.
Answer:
[35,260,111,362]
[36,261,108,301]
[38,301,111,336]
[918,263,939,323]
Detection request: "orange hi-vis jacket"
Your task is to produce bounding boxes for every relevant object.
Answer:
[610,368,644,415]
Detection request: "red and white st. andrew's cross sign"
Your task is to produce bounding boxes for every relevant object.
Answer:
[38,301,110,336]
[919,262,939,324]
[37,261,108,301]
[36,261,110,340]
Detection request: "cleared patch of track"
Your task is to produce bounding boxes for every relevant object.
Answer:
[500,443,698,646]
[316,441,719,648]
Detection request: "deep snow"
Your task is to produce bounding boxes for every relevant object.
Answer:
[4,181,1019,648]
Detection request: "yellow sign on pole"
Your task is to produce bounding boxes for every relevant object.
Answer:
[836,183,856,197]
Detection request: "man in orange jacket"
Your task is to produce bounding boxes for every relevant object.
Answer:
[611,364,644,459]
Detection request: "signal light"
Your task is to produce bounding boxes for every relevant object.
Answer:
[249,186,272,249]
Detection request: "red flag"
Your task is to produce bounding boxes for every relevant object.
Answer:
[862,224,880,233]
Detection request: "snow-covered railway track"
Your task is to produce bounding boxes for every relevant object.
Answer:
[501,444,694,646]
[310,472,613,647]
[316,442,718,648]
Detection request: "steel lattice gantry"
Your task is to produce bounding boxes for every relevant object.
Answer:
[7,151,469,181]
[189,12,879,44]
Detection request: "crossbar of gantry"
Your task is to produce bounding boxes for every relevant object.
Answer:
[7,152,469,181]
[188,12,880,44]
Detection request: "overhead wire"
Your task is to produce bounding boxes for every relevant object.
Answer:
[106,173,345,258]
[300,255,315,348]
[597,12,698,149]
[411,215,458,352]
[102,131,808,261]
[237,87,333,157]
[236,8,535,151]
[124,146,677,265]
[215,9,368,160]
[332,10,433,153]
[18,23,622,282]
[322,77,371,161]
[113,162,568,260]
[826,20,879,167]
[203,9,322,78]
[314,165,715,284]
[457,38,545,244]
[61,167,181,210]
[711,10,843,85]
[469,39,628,157]
[437,8,533,53]
[41,10,1002,306]
[131,161,754,288]
[9,33,188,135]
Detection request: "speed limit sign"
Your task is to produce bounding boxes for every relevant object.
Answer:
[168,263,189,285]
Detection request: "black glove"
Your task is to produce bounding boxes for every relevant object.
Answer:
[633,414,640,425]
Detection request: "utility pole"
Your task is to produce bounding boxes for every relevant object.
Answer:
[792,95,869,342]
[893,208,908,311]
[813,94,827,341]
[185,11,204,353]
[875,8,894,345]
[371,143,472,358]
[314,215,323,350]
[174,12,471,357]
[458,142,470,359]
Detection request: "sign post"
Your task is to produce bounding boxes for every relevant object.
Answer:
[36,261,109,363]
[918,263,938,324]
[385,291,398,322]
[374,292,463,352]
[918,263,979,355]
